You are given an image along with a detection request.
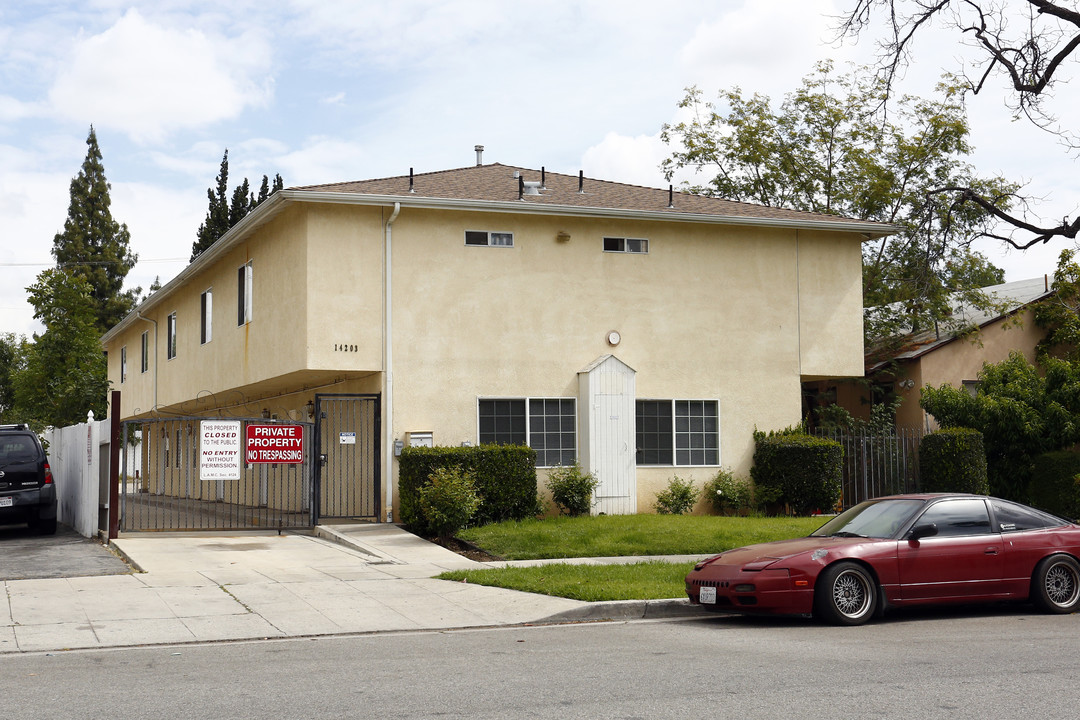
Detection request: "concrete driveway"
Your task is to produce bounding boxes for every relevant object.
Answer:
[0,523,132,581]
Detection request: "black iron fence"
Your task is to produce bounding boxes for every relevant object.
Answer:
[815,428,923,510]
[120,417,315,531]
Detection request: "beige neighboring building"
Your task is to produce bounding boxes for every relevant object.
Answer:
[101,161,891,522]
[807,277,1053,432]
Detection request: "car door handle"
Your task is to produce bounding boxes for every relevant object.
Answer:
[985,547,1000,555]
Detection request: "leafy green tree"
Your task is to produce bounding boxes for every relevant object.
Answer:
[920,350,1080,499]
[1034,247,1080,359]
[51,126,138,333]
[15,269,109,428]
[0,333,26,422]
[661,62,1016,343]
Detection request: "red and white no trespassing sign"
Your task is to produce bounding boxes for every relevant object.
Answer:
[245,424,304,464]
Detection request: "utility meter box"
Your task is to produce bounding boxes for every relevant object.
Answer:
[407,431,433,448]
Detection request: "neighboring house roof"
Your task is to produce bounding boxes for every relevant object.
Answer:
[868,276,1054,369]
[103,162,894,343]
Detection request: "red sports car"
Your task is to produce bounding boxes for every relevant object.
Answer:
[685,493,1080,625]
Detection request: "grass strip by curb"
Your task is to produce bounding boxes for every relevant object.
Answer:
[438,561,699,602]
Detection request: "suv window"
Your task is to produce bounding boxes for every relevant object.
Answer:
[0,436,39,462]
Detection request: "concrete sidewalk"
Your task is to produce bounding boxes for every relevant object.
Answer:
[1,524,705,654]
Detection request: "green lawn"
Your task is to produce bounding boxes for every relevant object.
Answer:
[440,561,701,601]
[439,514,827,601]
[457,513,826,560]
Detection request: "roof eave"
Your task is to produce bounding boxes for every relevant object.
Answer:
[286,190,897,238]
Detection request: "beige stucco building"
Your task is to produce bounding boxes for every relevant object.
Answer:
[807,277,1053,431]
[101,162,891,523]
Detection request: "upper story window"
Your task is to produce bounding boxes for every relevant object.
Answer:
[141,331,149,373]
[465,230,514,248]
[237,261,252,326]
[120,346,127,383]
[604,237,648,254]
[636,399,719,466]
[201,288,213,344]
[166,313,177,360]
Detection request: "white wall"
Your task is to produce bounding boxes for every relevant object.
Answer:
[44,417,110,538]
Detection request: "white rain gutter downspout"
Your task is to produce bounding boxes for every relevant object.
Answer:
[135,311,158,412]
[384,202,400,522]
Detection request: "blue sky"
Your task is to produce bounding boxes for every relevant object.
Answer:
[2,0,1078,336]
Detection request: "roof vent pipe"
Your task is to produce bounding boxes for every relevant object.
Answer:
[541,166,546,189]
[668,184,674,209]
[409,167,415,193]
[518,175,524,200]
[474,145,484,166]
[578,170,584,194]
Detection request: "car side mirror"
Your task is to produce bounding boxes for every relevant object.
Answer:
[908,522,938,541]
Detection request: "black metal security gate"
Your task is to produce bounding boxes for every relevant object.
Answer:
[120,417,315,531]
[314,394,381,521]
[816,428,922,509]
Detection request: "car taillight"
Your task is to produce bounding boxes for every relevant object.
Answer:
[44,462,53,484]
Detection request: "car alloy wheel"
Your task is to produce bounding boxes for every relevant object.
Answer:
[815,561,877,626]
[1034,555,1080,613]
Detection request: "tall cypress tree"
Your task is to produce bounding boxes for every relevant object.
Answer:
[191,149,231,262]
[51,126,138,333]
[191,154,284,261]
[228,177,252,227]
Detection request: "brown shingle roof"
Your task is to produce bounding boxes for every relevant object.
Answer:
[292,163,892,233]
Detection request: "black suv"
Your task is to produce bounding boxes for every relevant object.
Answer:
[0,424,57,534]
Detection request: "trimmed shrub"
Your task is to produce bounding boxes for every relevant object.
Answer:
[418,467,481,540]
[704,468,755,515]
[1028,450,1080,519]
[399,445,540,532]
[919,428,988,495]
[546,462,599,517]
[654,475,701,515]
[751,431,842,515]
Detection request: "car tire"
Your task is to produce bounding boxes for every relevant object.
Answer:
[1032,554,1080,614]
[814,561,877,626]
[33,513,57,536]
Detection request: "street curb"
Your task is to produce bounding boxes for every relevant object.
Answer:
[107,540,145,573]
[538,597,708,623]
[313,526,401,564]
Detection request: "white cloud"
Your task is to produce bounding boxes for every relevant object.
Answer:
[48,8,274,143]
[275,137,374,186]
[581,132,672,189]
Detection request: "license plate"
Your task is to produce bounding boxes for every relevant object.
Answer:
[0,497,12,508]
[699,586,717,604]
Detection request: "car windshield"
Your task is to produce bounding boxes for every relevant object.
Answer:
[810,499,926,539]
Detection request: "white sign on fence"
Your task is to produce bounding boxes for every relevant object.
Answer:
[200,420,242,480]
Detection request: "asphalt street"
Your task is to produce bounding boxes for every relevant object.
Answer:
[0,523,132,580]
[5,609,1079,719]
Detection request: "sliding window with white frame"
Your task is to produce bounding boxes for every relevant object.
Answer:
[636,399,719,466]
[477,397,576,467]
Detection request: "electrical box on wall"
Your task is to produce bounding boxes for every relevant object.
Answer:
[407,431,433,448]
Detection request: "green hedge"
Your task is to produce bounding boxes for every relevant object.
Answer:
[1028,450,1080,519]
[919,428,988,494]
[399,445,540,532]
[751,432,842,515]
